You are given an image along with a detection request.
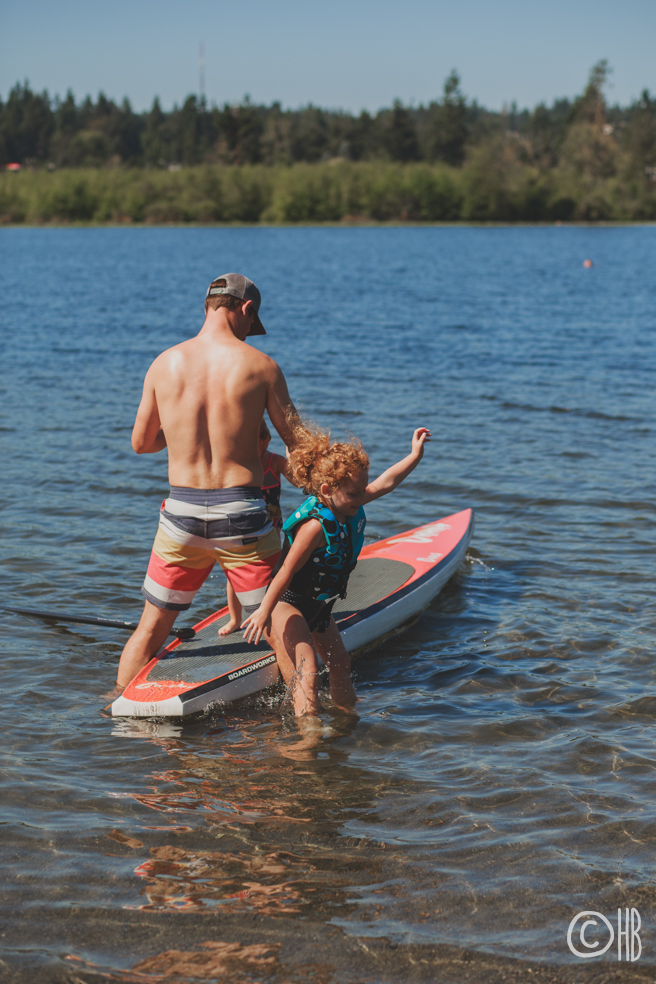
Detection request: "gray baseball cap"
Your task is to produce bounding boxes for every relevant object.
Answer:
[206,272,265,336]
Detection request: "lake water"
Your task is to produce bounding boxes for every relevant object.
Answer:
[1,225,655,983]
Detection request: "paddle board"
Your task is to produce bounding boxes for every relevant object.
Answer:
[111,508,474,718]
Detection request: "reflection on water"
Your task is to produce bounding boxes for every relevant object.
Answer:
[134,846,309,914]
[2,226,656,981]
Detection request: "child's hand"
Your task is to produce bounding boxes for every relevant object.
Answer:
[412,427,431,460]
[241,607,271,645]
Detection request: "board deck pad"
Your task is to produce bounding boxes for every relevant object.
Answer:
[149,557,415,684]
[149,618,272,683]
[331,557,414,619]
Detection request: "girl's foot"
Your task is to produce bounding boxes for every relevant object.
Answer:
[277,714,324,758]
[218,616,241,636]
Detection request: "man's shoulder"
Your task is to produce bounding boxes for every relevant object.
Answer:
[151,337,194,361]
[146,339,191,376]
[241,343,280,377]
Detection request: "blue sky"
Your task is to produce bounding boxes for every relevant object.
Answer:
[2,0,655,112]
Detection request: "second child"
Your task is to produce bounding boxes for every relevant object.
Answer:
[219,418,294,635]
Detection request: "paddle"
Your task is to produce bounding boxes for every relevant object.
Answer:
[0,605,196,640]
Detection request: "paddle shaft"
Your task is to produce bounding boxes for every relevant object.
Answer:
[0,605,195,640]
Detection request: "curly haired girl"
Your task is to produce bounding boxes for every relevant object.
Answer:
[242,423,431,717]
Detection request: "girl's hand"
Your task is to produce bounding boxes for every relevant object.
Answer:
[412,427,431,460]
[241,607,271,645]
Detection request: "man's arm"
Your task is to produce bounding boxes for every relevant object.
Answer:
[265,362,300,450]
[131,366,167,454]
[363,428,431,503]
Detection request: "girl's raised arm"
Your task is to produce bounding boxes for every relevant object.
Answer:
[363,427,431,503]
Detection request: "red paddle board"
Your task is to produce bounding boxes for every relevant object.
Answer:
[111,508,474,718]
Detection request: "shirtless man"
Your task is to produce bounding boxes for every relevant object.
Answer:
[116,273,298,689]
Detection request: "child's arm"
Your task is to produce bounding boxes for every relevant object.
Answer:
[363,427,431,504]
[273,451,297,486]
[241,519,324,644]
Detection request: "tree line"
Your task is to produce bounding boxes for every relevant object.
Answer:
[3,62,654,176]
[1,62,655,222]
[1,70,471,168]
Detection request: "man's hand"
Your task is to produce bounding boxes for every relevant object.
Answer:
[241,606,271,645]
[411,427,431,461]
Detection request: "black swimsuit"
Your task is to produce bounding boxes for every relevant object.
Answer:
[280,589,336,633]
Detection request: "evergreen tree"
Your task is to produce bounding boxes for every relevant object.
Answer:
[0,82,54,163]
[622,90,656,181]
[290,106,329,162]
[524,98,571,169]
[177,95,204,165]
[560,60,618,179]
[52,88,78,161]
[142,97,168,165]
[429,71,467,165]
[233,98,264,164]
[260,102,293,164]
[110,98,144,164]
[216,103,241,163]
[347,111,378,160]
[572,59,610,125]
[382,100,419,161]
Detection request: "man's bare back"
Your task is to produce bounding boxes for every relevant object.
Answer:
[132,306,296,489]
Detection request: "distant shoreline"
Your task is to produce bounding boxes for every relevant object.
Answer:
[2,219,656,230]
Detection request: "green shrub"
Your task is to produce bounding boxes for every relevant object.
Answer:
[0,160,651,225]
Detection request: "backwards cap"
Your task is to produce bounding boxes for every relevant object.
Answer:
[206,272,265,336]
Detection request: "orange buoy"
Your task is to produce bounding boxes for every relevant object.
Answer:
[583,259,593,268]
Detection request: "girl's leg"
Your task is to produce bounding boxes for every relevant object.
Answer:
[266,623,296,685]
[219,579,242,635]
[312,616,356,711]
[271,601,321,717]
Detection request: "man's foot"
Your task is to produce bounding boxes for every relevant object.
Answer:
[101,685,124,713]
[102,685,124,700]
[218,616,241,636]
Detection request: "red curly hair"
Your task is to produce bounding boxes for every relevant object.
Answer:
[288,419,369,499]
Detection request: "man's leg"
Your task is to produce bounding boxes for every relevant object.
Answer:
[116,600,179,689]
[124,497,216,688]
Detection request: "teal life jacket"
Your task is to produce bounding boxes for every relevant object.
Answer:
[281,495,366,601]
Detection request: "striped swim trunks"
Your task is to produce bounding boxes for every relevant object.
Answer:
[142,486,281,613]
